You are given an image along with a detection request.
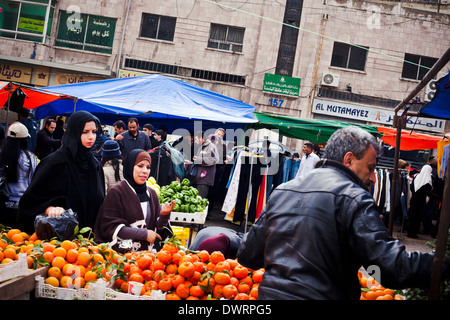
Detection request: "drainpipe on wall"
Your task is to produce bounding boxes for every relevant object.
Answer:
[116,0,132,77]
[309,13,328,114]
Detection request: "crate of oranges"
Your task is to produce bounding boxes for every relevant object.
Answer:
[358,270,404,300]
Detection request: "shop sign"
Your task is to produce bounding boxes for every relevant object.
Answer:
[263,73,301,97]
[0,63,32,83]
[18,17,45,34]
[55,72,104,85]
[118,69,148,78]
[34,67,50,87]
[313,98,445,133]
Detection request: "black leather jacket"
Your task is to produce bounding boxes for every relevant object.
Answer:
[237,160,449,300]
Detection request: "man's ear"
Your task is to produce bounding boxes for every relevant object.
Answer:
[342,152,354,168]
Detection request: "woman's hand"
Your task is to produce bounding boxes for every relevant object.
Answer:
[160,200,176,216]
[146,230,162,244]
[45,206,65,217]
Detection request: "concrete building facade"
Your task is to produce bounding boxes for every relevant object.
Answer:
[0,0,448,150]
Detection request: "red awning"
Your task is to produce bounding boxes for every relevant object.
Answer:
[0,82,70,110]
[378,126,444,151]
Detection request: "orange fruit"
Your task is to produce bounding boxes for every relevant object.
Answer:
[129,273,144,283]
[136,254,152,270]
[376,294,394,300]
[166,293,181,300]
[1,258,13,264]
[84,270,98,283]
[0,238,8,249]
[120,281,129,293]
[223,284,238,299]
[214,272,231,285]
[152,259,165,271]
[45,276,59,287]
[178,261,195,278]
[92,253,105,265]
[66,249,79,263]
[3,247,17,260]
[6,229,21,239]
[158,277,173,292]
[29,232,38,242]
[60,275,72,288]
[250,286,258,299]
[215,260,231,272]
[62,263,76,276]
[73,277,86,289]
[233,265,249,279]
[162,243,178,254]
[238,282,251,294]
[26,255,34,269]
[152,270,167,283]
[226,259,238,270]
[48,266,62,278]
[365,291,378,300]
[171,274,185,288]
[176,283,190,299]
[197,250,210,263]
[210,251,225,264]
[43,251,54,264]
[171,252,183,265]
[75,265,87,278]
[11,233,24,244]
[60,240,76,252]
[76,251,91,267]
[43,243,56,253]
[234,293,249,300]
[77,247,89,254]
[189,271,202,285]
[213,284,224,298]
[189,285,205,298]
[199,276,215,291]
[53,247,67,258]
[51,256,66,269]
[156,250,172,265]
[166,263,178,275]
[252,269,264,283]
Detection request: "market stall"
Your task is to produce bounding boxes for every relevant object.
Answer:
[28,74,258,126]
[389,46,450,300]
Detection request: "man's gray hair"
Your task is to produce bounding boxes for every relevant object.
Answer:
[324,126,381,162]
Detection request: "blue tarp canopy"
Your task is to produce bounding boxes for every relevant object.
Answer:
[35,74,257,124]
[419,72,450,120]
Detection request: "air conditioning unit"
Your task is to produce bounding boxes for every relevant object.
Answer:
[424,80,437,102]
[321,73,340,87]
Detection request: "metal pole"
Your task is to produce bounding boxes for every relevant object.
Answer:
[428,158,450,300]
[388,47,450,237]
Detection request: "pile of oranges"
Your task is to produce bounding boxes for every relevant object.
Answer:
[1,227,406,301]
[0,228,263,300]
[358,271,404,300]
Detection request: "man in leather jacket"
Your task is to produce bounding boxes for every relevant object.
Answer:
[237,126,450,300]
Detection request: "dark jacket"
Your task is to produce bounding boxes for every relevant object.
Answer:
[94,180,171,253]
[237,159,449,300]
[118,131,152,159]
[19,111,105,234]
[194,140,219,186]
[35,128,61,160]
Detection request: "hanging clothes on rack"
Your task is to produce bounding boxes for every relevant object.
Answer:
[222,149,267,225]
[437,140,450,178]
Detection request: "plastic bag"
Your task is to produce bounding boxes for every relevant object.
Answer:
[34,209,79,241]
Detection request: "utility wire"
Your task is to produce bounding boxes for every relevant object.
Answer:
[202,0,448,76]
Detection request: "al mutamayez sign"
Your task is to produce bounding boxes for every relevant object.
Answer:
[313,98,445,133]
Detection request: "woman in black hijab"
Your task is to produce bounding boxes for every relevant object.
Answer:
[94,149,175,253]
[19,111,105,234]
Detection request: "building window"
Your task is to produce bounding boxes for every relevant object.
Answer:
[139,13,176,42]
[330,42,368,72]
[401,53,438,81]
[0,0,56,43]
[55,10,116,54]
[207,24,244,53]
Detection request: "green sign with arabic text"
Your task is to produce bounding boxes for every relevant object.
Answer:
[263,73,301,97]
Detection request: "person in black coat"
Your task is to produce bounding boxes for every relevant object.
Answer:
[18,111,105,234]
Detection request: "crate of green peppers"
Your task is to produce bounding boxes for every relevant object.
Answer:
[160,179,209,224]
